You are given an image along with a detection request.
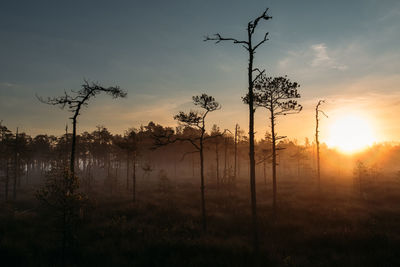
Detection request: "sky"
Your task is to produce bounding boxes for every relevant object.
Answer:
[1,0,400,144]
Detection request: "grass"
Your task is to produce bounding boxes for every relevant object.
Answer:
[1,173,400,266]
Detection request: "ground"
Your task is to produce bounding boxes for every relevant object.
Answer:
[1,174,400,266]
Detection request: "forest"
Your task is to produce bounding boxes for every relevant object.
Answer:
[2,99,400,266]
[2,3,400,267]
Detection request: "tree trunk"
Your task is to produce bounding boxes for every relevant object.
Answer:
[62,202,67,267]
[224,137,228,183]
[316,106,321,191]
[237,149,241,178]
[215,142,220,188]
[69,115,78,196]
[26,161,30,185]
[107,155,110,177]
[200,137,207,231]
[13,128,18,200]
[247,30,258,252]
[234,124,238,184]
[132,152,136,202]
[5,159,9,201]
[126,151,130,191]
[115,161,118,193]
[263,160,267,185]
[271,111,277,215]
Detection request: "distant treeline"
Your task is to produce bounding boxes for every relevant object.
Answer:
[1,120,400,200]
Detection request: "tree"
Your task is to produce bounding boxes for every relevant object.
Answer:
[0,122,12,201]
[31,134,53,174]
[205,8,272,251]
[210,124,223,188]
[154,93,221,231]
[354,160,367,196]
[235,125,246,179]
[248,75,302,215]
[116,128,139,201]
[222,132,230,184]
[233,123,240,183]
[13,128,19,200]
[257,132,272,185]
[315,100,327,191]
[36,167,86,266]
[38,81,127,183]
[1,126,29,201]
[91,125,113,173]
[174,94,220,231]
[291,144,308,179]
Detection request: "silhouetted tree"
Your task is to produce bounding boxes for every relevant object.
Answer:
[116,128,138,201]
[223,135,229,183]
[210,124,222,187]
[91,125,113,174]
[31,134,53,174]
[78,131,94,193]
[233,123,240,183]
[291,144,308,179]
[257,132,272,185]
[174,94,220,231]
[36,82,126,263]
[205,8,272,251]
[354,160,367,196]
[36,167,86,266]
[315,100,327,191]
[38,81,127,182]
[247,75,302,214]
[0,127,28,201]
[0,122,12,201]
[13,128,19,200]
[154,94,221,231]
[235,126,246,178]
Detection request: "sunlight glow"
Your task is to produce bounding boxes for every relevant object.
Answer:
[326,115,376,154]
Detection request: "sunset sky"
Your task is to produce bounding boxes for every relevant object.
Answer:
[1,0,399,145]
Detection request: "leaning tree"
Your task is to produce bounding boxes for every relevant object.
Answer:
[37,82,126,263]
[248,75,302,215]
[154,93,222,231]
[38,81,127,182]
[205,8,272,250]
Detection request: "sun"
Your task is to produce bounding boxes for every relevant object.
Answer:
[325,115,376,153]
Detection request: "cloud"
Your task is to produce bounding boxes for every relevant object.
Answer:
[311,43,330,66]
[277,42,348,76]
[378,5,400,22]
[311,43,348,70]
[0,82,17,88]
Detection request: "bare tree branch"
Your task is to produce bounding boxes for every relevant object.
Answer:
[253,32,269,51]
[204,34,248,45]
[252,68,266,83]
[249,8,272,34]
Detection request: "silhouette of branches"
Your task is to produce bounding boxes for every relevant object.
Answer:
[37,80,127,119]
[204,8,272,52]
